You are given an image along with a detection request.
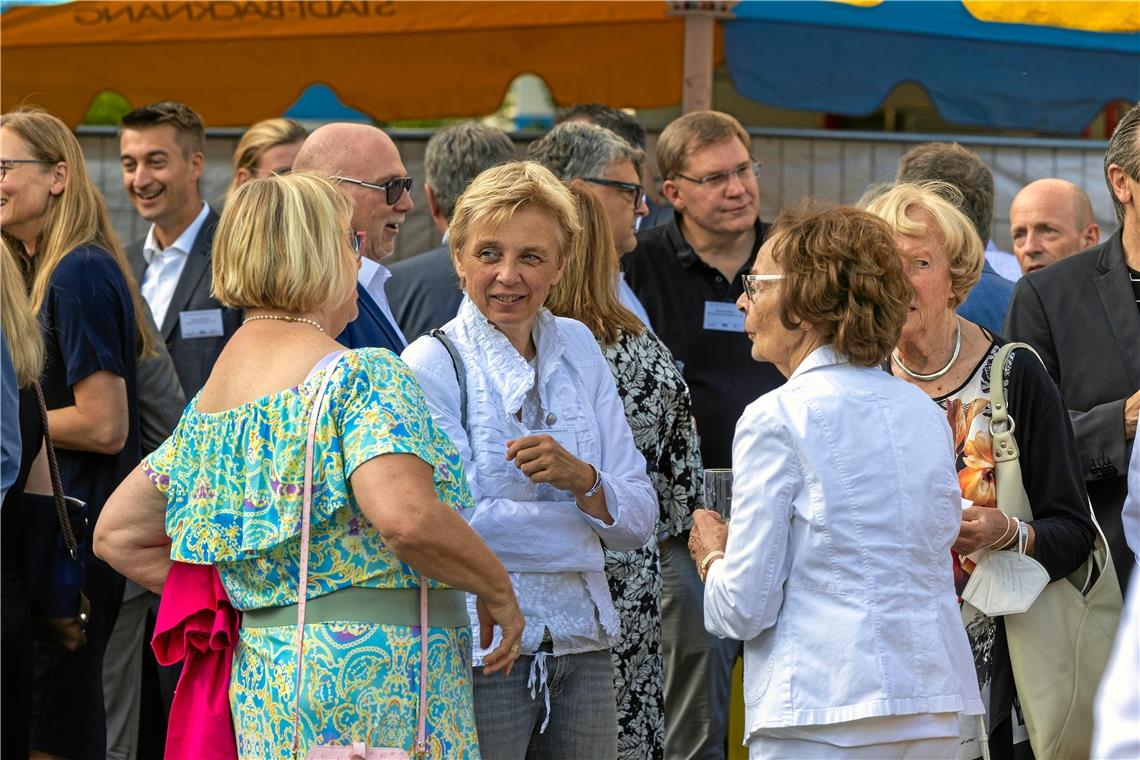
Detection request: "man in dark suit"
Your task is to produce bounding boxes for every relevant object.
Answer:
[386,122,514,340]
[1005,101,1140,591]
[895,141,1015,335]
[118,100,241,758]
[121,102,240,398]
[292,123,410,353]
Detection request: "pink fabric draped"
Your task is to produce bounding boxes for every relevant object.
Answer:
[152,561,239,760]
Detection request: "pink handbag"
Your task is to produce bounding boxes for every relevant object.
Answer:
[293,352,429,760]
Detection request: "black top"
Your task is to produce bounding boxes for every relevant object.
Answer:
[39,245,140,525]
[621,214,783,468]
[1,387,41,634]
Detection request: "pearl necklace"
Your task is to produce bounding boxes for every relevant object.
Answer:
[242,314,327,335]
[892,318,961,381]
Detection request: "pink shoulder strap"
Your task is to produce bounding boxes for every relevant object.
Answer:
[291,351,430,758]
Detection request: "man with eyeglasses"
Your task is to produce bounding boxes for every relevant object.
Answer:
[623,110,783,760]
[527,121,654,327]
[292,123,410,353]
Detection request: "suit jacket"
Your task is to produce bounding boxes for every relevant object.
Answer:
[1003,229,1140,588]
[128,208,241,399]
[958,259,1015,335]
[385,245,463,341]
[336,283,407,353]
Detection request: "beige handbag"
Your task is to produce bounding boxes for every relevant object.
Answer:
[988,342,1124,759]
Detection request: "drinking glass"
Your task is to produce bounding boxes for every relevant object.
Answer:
[703,468,733,522]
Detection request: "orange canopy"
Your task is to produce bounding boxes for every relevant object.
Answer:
[2,1,723,126]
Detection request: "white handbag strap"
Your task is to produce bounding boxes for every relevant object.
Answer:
[987,341,1041,523]
[291,351,430,758]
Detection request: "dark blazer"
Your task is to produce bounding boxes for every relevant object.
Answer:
[385,245,463,341]
[128,207,241,399]
[336,283,407,353]
[1003,228,1140,588]
[958,259,1015,335]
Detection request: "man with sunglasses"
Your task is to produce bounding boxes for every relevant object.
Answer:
[292,123,410,353]
[527,120,653,327]
[622,110,783,760]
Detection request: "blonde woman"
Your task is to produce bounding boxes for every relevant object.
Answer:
[546,186,701,759]
[226,117,308,198]
[1,240,45,756]
[96,173,522,758]
[1,105,154,759]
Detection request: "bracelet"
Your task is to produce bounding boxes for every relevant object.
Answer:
[698,550,725,583]
[581,465,603,498]
[983,513,1014,552]
[1017,519,1029,555]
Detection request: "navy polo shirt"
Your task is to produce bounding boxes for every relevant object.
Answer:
[622,215,784,469]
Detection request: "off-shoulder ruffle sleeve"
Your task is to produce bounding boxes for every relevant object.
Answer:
[147,348,468,564]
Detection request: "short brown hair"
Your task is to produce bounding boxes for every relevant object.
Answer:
[768,203,913,367]
[656,111,750,180]
[896,142,994,242]
[120,101,206,157]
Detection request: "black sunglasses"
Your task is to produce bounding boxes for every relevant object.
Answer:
[332,175,413,206]
[581,177,646,210]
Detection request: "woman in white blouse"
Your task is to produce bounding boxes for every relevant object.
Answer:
[402,161,657,759]
[688,204,983,759]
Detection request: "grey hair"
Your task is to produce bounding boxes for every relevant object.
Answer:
[527,122,645,182]
[1104,101,1140,225]
[424,121,515,222]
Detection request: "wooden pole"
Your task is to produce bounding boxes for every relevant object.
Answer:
[671,2,736,114]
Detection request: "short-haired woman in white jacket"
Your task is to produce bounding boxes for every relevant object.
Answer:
[688,204,983,759]
[403,161,657,760]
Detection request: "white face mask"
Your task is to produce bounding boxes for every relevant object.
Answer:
[961,550,1050,616]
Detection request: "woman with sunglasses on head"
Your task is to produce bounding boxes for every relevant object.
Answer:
[545,186,702,759]
[403,161,657,760]
[1,106,154,760]
[95,172,522,758]
[688,203,984,758]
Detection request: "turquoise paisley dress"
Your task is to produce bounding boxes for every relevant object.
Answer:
[144,349,479,759]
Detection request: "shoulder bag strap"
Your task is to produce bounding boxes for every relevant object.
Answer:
[291,351,430,757]
[429,328,467,432]
[987,341,1043,523]
[32,383,80,558]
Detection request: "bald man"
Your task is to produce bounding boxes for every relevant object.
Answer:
[293,123,410,352]
[1010,178,1101,275]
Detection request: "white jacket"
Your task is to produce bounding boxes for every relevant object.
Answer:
[704,346,984,740]
[403,300,656,658]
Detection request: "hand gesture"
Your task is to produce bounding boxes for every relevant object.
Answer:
[688,508,729,563]
[476,591,525,676]
[954,505,1013,555]
[505,434,594,496]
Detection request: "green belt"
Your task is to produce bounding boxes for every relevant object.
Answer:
[242,586,469,629]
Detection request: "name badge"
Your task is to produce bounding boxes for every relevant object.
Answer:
[703,301,745,332]
[179,308,225,339]
[530,427,579,458]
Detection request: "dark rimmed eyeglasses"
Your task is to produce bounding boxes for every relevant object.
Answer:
[332,175,413,206]
[0,159,54,182]
[741,273,783,302]
[675,160,762,190]
[581,177,647,211]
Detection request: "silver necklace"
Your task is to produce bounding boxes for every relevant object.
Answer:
[892,318,961,381]
[242,314,327,335]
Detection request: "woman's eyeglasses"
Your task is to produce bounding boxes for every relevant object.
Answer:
[581,177,647,211]
[0,159,53,182]
[332,175,414,206]
[741,273,784,302]
[348,230,364,259]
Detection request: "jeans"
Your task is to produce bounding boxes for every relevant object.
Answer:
[474,648,618,760]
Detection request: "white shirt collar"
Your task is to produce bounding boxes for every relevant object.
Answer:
[357,255,392,292]
[789,344,849,381]
[142,202,210,265]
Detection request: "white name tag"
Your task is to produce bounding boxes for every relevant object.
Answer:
[530,427,579,458]
[179,308,225,339]
[703,301,745,332]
